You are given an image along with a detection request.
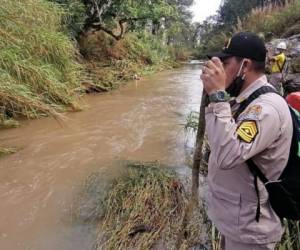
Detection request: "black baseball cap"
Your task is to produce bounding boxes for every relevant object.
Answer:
[207,32,267,62]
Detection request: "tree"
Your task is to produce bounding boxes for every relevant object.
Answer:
[50,0,179,40]
[164,0,194,46]
[218,0,262,26]
[218,0,289,27]
[80,0,177,40]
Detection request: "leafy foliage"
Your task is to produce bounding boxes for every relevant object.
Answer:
[50,0,196,47]
[218,0,262,26]
[50,0,178,40]
[53,0,86,37]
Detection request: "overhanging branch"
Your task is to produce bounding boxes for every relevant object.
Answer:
[85,17,148,41]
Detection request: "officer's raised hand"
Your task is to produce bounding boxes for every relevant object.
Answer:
[200,57,226,95]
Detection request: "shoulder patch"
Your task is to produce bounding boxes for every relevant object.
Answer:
[238,105,262,121]
[237,120,258,143]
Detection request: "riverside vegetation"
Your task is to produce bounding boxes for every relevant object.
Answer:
[0,1,209,246]
[0,0,197,154]
[0,0,193,128]
[0,0,81,127]
[72,161,209,250]
[0,0,82,155]
[1,0,300,249]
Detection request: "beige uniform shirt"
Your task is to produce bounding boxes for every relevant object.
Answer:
[205,75,293,244]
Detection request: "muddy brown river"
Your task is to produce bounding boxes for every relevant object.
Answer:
[0,65,202,250]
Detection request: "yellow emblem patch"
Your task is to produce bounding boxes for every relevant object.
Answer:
[237,121,258,143]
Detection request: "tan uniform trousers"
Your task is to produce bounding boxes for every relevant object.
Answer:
[221,236,276,250]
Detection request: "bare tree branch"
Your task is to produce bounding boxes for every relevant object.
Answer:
[93,0,113,23]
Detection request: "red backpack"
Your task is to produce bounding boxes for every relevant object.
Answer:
[286,92,300,112]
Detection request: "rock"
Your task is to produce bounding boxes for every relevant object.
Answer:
[283,73,300,95]
[282,23,300,38]
[291,57,300,73]
[286,73,300,83]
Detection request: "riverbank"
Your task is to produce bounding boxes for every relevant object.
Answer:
[78,31,182,94]
[88,161,208,250]
[0,1,190,132]
[0,0,193,156]
[0,66,203,250]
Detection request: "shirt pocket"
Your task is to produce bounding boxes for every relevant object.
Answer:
[210,187,241,228]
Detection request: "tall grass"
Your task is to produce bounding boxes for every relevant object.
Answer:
[0,0,81,126]
[235,0,300,38]
[93,162,207,250]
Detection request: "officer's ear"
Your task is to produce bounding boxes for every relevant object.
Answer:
[242,59,252,73]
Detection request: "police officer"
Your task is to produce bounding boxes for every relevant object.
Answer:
[201,32,293,249]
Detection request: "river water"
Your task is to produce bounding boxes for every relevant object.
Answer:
[0,65,202,250]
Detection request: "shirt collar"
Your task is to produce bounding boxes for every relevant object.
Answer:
[235,75,268,104]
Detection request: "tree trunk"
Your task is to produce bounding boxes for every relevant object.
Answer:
[80,0,124,41]
[191,93,208,200]
[151,20,160,35]
[80,19,125,41]
[96,0,113,20]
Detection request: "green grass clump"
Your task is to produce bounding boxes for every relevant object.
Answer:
[184,111,199,133]
[93,162,207,250]
[0,147,17,157]
[0,0,82,126]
